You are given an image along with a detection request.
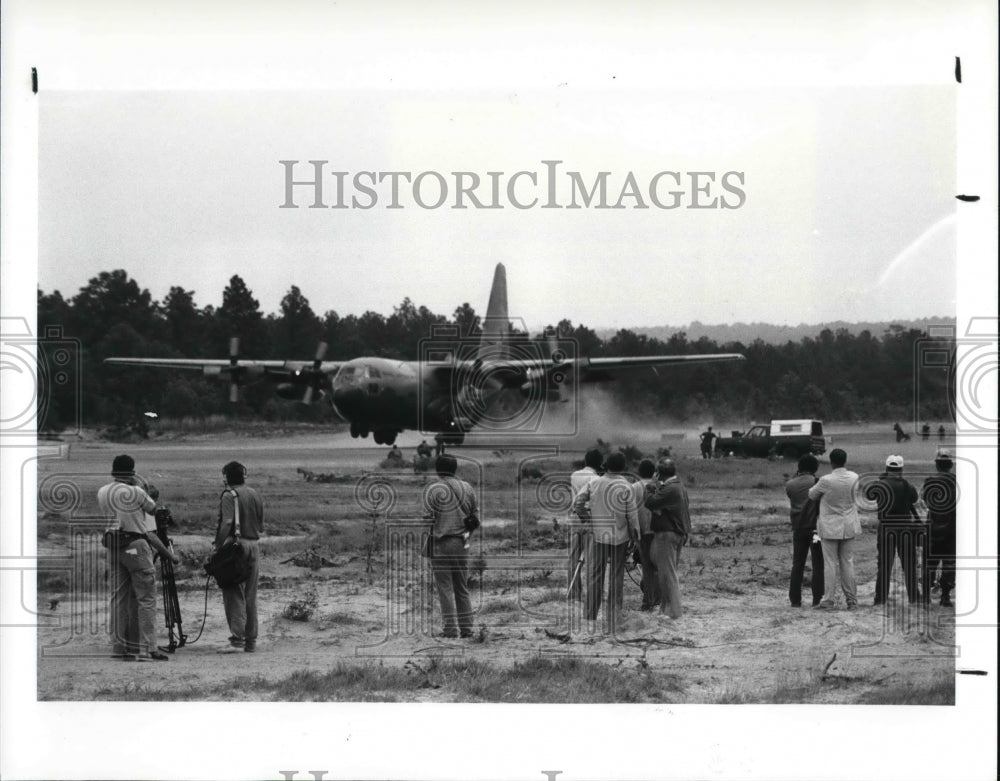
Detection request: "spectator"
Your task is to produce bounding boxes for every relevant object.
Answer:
[573,451,638,627]
[867,455,922,606]
[567,448,603,601]
[808,448,861,610]
[644,458,691,620]
[97,454,178,661]
[922,448,957,607]
[785,454,824,607]
[425,454,478,639]
[630,459,660,610]
[215,461,265,653]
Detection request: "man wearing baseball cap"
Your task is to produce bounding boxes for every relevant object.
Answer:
[922,449,957,607]
[867,454,922,606]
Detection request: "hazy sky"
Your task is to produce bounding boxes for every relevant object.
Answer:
[38,85,956,333]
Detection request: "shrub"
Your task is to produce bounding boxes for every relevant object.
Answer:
[282,591,318,622]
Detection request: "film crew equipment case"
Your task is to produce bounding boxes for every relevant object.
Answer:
[205,488,252,587]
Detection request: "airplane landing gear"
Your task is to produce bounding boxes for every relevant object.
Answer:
[434,432,465,455]
[350,422,370,439]
[373,429,398,446]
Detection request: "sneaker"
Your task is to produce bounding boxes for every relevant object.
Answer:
[846,602,858,610]
[217,644,243,654]
[813,602,836,610]
[244,641,257,653]
[138,651,169,662]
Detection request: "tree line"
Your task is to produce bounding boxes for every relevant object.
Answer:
[36,269,953,432]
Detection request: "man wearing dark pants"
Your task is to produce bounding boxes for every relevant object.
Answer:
[868,455,922,605]
[644,459,691,620]
[631,459,661,610]
[425,454,478,639]
[922,448,957,607]
[573,452,638,628]
[215,461,265,653]
[97,454,178,661]
[700,427,717,459]
[785,454,824,607]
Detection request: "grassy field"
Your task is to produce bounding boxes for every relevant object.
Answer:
[35,424,957,702]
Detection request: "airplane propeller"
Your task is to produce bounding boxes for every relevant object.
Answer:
[301,341,328,404]
[228,337,241,403]
[547,332,570,403]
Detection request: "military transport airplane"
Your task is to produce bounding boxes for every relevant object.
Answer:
[104,264,744,447]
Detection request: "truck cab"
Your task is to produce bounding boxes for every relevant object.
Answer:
[715,419,825,459]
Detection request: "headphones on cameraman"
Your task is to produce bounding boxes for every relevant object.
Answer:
[222,461,248,484]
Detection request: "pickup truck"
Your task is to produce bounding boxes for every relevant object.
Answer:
[715,419,826,459]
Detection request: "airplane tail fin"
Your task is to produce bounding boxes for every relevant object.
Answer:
[477,263,510,359]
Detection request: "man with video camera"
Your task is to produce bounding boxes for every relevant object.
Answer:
[97,454,178,662]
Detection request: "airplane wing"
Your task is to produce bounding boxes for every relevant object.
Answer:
[104,348,343,404]
[103,357,344,376]
[571,353,745,380]
[432,352,745,394]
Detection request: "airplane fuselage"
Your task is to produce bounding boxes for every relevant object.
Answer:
[324,357,470,445]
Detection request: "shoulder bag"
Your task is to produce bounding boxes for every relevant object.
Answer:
[205,488,252,587]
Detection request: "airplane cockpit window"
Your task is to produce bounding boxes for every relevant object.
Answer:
[334,364,370,387]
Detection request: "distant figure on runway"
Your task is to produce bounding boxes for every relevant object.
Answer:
[937,425,946,440]
[416,440,434,459]
[893,422,909,443]
[700,426,717,459]
[921,423,931,441]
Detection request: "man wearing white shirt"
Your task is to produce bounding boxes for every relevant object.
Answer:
[567,448,603,600]
[97,455,177,661]
[573,451,639,626]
